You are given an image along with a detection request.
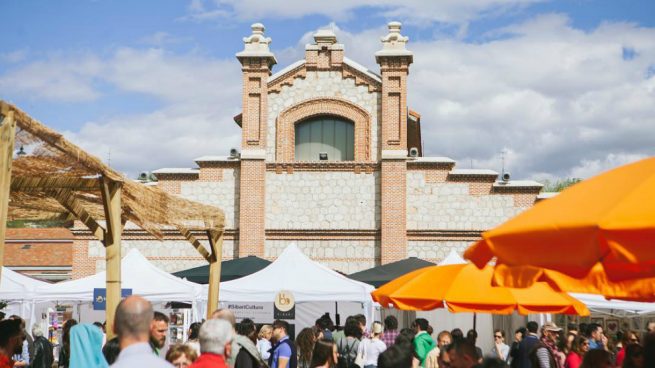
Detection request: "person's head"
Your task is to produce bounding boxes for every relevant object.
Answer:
[447,340,479,368]
[514,327,526,342]
[578,323,588,337]
[623,330,640,346]
[377,344,414,368]
[480,357,509,368]
[0,319,24,355]
[297,327,318,364]
[259,325,273,341]
[567,323,578,335]
[526,321,539,334]
[493,329,505,344]
[166,343,198,368]
[371,321,384,338]
[438,346,451,368]
[150,311,170,349]
[92,321,104,332]
[188,322,201,340]
[211,308,237,329]
[32,323,45,339]
[384,315,398,332]
[571,335,589,355]
[542,322,562,344]
[199,319,233,357]
[587,323,603,341]
[273,319,290,341]
[466,329,478,344]
[62,318,78,353]
[451,328,464,342]
[624,342,644,368]
[354,314,367,333]
[580,349,612,368]
[394,332,413,349]
[237,318,257,343]
[309,338,337,368]
[437,330,452,348]
[114,295,153,345]
[647,321,655,333]
[413,318,429,333]
[102,337,121,365]
[343,316,363,339]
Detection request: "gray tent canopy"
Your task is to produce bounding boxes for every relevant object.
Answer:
[173,256,271,284]
[349,257,435,287]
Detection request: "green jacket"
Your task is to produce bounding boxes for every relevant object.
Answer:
[413,331,436,367]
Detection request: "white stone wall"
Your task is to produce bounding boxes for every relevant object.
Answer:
[266,171,379,229]
[89,239,237,273]
[407,241,471,261]
[267,71,381,161]
[406,172,523,230]
[265,240,378,273]
[180,168,240,228]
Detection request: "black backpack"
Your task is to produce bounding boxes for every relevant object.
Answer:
[337,338,360,368]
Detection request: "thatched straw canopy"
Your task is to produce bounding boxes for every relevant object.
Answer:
[2,101,224,238]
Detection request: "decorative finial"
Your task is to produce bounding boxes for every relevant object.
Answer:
[376,21,413,58]
[236,23,277,65]
[313,29,337,46]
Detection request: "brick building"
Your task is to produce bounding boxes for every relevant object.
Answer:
[72,22,543,277]
[5,228,73,281]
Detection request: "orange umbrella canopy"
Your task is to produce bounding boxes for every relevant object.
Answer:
[465,157,655,286]
[371,263,589,316]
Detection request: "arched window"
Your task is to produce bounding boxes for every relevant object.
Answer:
[295,116,354,161]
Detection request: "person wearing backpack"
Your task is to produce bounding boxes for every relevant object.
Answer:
[336,317,361,368]
[269,320,297,368]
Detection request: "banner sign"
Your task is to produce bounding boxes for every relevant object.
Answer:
[93,288,132,310]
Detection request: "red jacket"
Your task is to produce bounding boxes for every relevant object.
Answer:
[190,353,228,368]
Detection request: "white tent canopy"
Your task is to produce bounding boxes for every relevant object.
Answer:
[0,266,50,300]
[208,243,374,303]
[33,249,202,303]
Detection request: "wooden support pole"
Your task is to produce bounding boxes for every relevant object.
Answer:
[207,230,224,319]
[52,189,105,243]
[177,226,212,261]
[0,108,16,285]
[100,177,122,340]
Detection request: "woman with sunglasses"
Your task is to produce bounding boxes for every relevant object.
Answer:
[490,330,509,361]
[564,336,589,368]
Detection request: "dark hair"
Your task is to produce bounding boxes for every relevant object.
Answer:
[316,314,334,331]
[344,317,362,339]
[451,328,464,342]
[515,327,527,338]
[394,333,413,349]
[153,311,170,323]
[102,337,121,364]
[581,349,612,368]
[62,319,78,359]
[384,315,398,331]
[571,335,588,355]
[467,329,478,344]
[414,318,429,332]
[586,323,602,337]
[526,321,539,334]
[297,327,317,366]
[273,319,290,334]
[165,343,198,364]
[378,344,413,368]
[309,338,336,368]
[0,319,22,346]
[481,357,509,368]
[623,342,644,368]
[494,329,505,339]
[188,322,201,340]
[237,318,257,342]
[354,314,366,327]
[579,323,588,337]
[622,330,640,346]
[567,323,578,332]
[447,340,478,362]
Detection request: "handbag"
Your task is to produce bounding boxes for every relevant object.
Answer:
[354,339,367,367]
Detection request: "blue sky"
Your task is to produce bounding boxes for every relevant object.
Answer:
[1,0,654,179]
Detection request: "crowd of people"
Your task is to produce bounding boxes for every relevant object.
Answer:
[1,300,655,368]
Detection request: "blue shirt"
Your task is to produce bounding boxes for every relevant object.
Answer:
[271,336,292,368]
[588,339,602,350]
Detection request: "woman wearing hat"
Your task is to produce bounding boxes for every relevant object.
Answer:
[356,322,387,368]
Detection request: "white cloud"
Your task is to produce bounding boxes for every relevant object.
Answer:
[1,50,28,63]
[183,0,544,25]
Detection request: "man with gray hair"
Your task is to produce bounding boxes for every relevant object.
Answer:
[30,324,53,368]
[190,319,233,368]
[110,295,173,367]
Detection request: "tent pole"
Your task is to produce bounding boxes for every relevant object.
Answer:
[0,107,15,286]
[207,230,224,319]
[101,177,122,340]
[473,312,477,331]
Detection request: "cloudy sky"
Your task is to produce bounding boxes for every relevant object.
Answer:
[2,0,654,181]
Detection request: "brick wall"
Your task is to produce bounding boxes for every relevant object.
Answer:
[238,160,266,257]
[380,160,408,263]
[4,242,72,267]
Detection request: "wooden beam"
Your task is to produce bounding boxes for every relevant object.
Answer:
[177,226,212,261]
[0,109,16,286]
[206,229,224,319]
[100,176,122,340]
[51,189,105,243]
[12,176,100,191]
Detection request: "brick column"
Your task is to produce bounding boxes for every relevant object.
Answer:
[236,23,277,257]
[376,22,413,264]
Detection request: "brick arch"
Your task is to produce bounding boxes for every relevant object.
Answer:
[276,98,371,162]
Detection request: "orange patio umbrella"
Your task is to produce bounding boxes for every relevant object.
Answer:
[465,157,655,292]
[371,263,589,316]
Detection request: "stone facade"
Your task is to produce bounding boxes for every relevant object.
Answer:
[72,23,544,277]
